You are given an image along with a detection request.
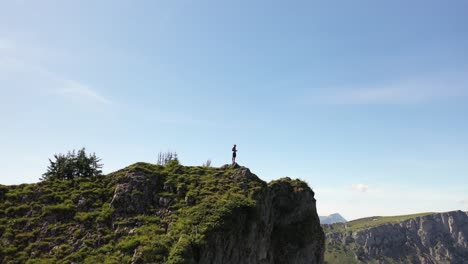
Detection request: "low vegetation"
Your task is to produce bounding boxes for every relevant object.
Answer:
[0,161,265,263]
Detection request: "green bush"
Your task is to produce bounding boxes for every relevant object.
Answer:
[96,203,114,224]
[136,243,170,263]
[42,203,76,221]
[117,238,141,254]
[25,258,57,264]
[74,211,99,224]
[41,148,103,181]
[0,185,8,201]
[5,204,29,217]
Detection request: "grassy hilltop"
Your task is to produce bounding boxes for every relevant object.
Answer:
[0,161,323,264]
[0,162,264,263]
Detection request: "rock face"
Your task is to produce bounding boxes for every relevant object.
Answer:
[325,211,468,263]
[198,173,325,264]
[110,169,162,214]
[111,167,325,264]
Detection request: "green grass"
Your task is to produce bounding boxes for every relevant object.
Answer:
[325,212,434,233]
[324,244,360,264]
[0,161,277,263]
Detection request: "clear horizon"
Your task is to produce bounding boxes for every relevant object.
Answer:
[1,0,467,220]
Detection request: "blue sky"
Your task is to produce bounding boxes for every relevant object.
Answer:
[1,0,467,219]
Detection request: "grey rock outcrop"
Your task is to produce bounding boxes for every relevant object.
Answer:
[110,169,162,214]
[326,211,468,263]
[198,172,325,264]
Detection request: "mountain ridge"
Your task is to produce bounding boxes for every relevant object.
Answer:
[0,162,325,263]
[324,210,468,263]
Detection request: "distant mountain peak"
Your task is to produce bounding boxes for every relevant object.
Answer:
[320,213,347,224]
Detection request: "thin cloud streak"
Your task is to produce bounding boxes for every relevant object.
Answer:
[319,71,468,105]
[0,38,111,105]
[58,79,112,105]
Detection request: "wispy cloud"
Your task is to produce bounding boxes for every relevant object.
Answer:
[59,80,111,105]
[458,199,468,204]
[52,75,111,105]
[320,71,468,105]
[351,183,369,193]
[0,38,111,105]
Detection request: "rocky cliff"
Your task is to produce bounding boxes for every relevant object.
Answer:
[197,173,324,264]
[324,211,468,264]
[0,162,324,263]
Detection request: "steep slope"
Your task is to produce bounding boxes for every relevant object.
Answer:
[319,214,347,225]
[324,211,468,264]
[0,162,324,264]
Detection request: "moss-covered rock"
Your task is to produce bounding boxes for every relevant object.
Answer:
[0,162,324,263]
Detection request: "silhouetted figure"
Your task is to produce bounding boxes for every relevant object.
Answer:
[232,144,237,164]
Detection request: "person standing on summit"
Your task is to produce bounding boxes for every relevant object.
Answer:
[232,144,237,164]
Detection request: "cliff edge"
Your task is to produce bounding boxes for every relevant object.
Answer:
[0,162,324,263]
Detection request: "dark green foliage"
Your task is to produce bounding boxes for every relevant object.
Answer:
[5,204,29,217]
[0,185,7,201]
[117,237,141,254]
[41,148,103,181]
[42,203,77,222]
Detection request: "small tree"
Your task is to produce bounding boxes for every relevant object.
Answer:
[75,148,102,177]
[157,151,178,166]
[41,148,103,181]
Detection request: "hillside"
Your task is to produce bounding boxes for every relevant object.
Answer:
[323,211,468,264]
[0,162,325,264]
